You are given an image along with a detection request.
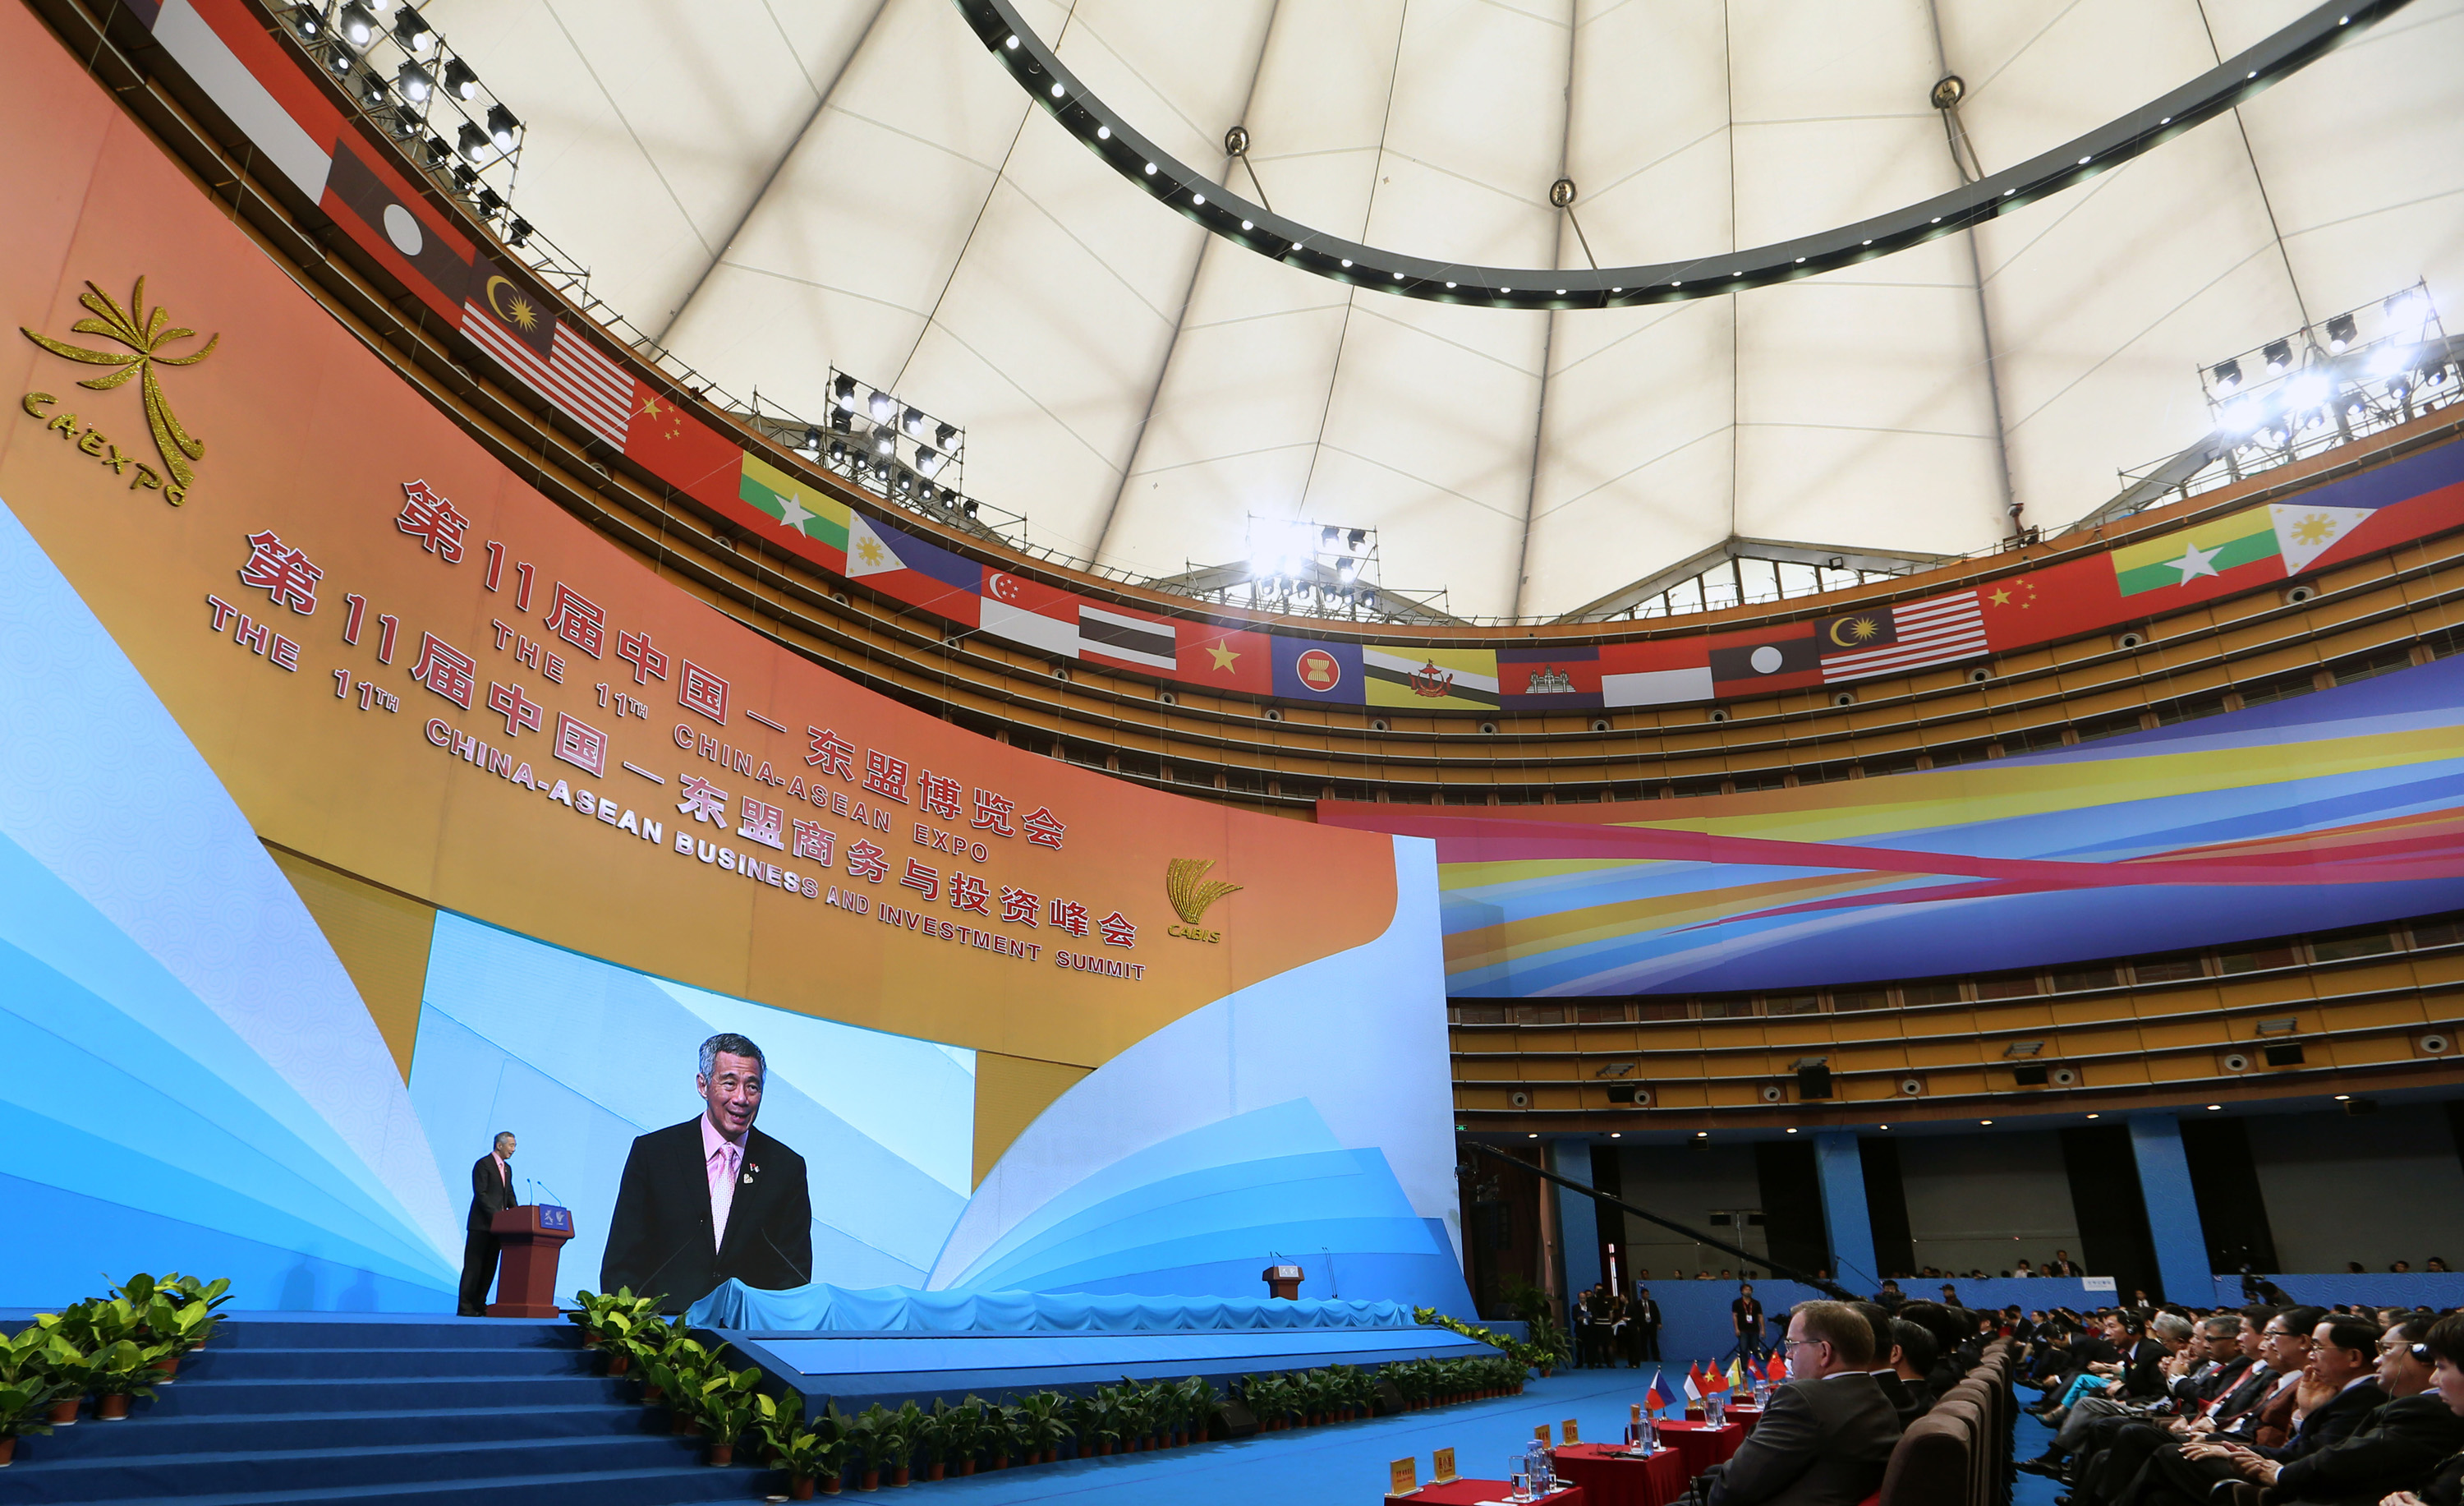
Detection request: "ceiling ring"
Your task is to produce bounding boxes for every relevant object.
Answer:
[951,0,2407,311]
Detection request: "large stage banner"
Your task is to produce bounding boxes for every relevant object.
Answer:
[1323,659,2464,997]
[0,1,1461,1315]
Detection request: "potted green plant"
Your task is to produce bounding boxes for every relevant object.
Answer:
[691,1361,760,1465]
[986,1402,1025,1468]
[1014,1389,1068,1462]
[840,1404,885,1491]
[1178,1377,1220,1443]
[0,1371,70,1467]
[779,1421,849,1499]
[751,1388,805,1467]
[917,1398,954,1481]
[87,1339,170,1421]
[940,1397,987,1475]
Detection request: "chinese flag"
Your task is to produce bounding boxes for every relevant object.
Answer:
[1767,1352,1786,1381]
[1973,555,2126,656]
[625,394,751,516]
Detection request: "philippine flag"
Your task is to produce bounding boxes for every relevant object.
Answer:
[1645,1373,1668,1413]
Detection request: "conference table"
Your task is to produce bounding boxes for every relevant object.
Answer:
[1548,1443,1689,1506]
[1391,1481,1588,1505]
[1650,1419,1744,1480]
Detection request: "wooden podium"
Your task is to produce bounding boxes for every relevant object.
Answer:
[486,1204,575,1318]
[1262,1263,1304,1300]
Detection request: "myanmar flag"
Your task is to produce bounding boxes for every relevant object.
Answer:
[739,452,852,558]
[2109,504,2281,597]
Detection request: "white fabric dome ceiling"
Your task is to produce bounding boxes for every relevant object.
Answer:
[425,0,2464,621]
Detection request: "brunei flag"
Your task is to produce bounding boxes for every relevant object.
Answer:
[738,453,851,560]
[2110,504,2282,597]
[1363,645,1501,710]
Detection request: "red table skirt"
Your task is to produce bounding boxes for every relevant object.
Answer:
[1395,1481,1588,1506]
[1726,1404,1763,1437]
[1551,1444,1690,1506]
[1652,1420,1743,1479]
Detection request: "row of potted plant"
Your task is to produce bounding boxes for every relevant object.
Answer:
[568,1287,1531,1497]
[1412,1301,1574,1376]
[0,1273,232,1465]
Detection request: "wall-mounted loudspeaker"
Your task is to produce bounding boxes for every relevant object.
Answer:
[1897,1076,1925,1097]
[1831,692,1855,708]
[1590,718,1612,733]
[1479,721,1500,735]
[2416,1031,2454,1057]
[1509,1090,1531,1108]
[2117,630,2145,650]
[2049,1066,2080,1087]
[1708,709,1731,724]
[1264,707,1285,722]
[1758,1083,1786,1104]
[2219,1051,2252,1073]
[1369,718,1390,732]
[1157,690,1178,706]
[1968,665,1993,684]
[1797,1065,1834,1099]
[2285,584,2316,605]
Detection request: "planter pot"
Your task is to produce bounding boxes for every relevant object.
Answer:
[96,1395,132,1421]
[707,1444,733,1467]
[990,1455,1008,1471]
[606,1352,630,1375]
[958,1460,977,1476]
[890,1466,909,1487]
[926,1462,945,1481]
[158,1354,181,1384]
[789,1477,816,1501]
[48,1399,79,1426]
[582,1331,600,1347]
[859,1468,879,1491]
[1,1436,15,1467]
[642,1384,664,1403]
[821,1475,843,1496]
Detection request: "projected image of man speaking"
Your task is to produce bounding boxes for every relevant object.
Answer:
[602,1032,812,1312]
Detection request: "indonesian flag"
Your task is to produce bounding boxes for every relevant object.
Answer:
[1646,1373,1668,1413]
[1684,1365,1704,1402]
[1767,1352,1787,1382]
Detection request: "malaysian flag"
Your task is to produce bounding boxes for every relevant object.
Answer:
[1818,590,1988,683]
[460,268,637,449]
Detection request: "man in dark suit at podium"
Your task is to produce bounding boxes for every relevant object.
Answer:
[459,1131,518,1315]
[602,1033,811,1313]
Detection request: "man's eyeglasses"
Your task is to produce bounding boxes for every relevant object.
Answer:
[1781,1337,1823,1353]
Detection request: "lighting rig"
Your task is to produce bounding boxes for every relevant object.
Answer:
[2200,283,2457,481]
[796,371,972,515]
[278,1,531,244]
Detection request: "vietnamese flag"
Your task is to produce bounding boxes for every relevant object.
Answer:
[1179,622,1273,696]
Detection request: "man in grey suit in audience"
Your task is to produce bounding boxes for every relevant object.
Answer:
[1703,1301,1905,1506]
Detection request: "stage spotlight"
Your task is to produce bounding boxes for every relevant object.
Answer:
[2385,289,2426,325]
[833,373,857,409]
[387,103,422,139]
[2282,370,2328,410]
[506,218,531,248]
[2324,311,2356,352]
[915,447,944,478]
[396,61,434,103]
[474,187,504,219]
[485,104,521,152]
[935,421,958,449]
[902,406,926,437]
[422,135,452,167]
[288,2,321,40]
[337,2,377,47]
[323,43,354,76]
[2263,339,2293,375]
[868,391,895,424]
[2211,357,2242,393]
[394,8,433,54]
[826,439,847,465]
[457,122,490,163]
[962,499,979,518]
[354,69,388,108]
[1347,528,1368,550]
[442,57,479,101]
[1321,527,1340,550]
[2223,395,2261,432]
[798,426,824,457]
[874,433,894,456]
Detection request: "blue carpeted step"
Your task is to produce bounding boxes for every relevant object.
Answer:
[135,1373,632,1416]
[182,1345,595,1379]
[0,1432,733,1502]
[7,1462,772,1506]
[19,1402,664,1461]
[200,1320,575,1352]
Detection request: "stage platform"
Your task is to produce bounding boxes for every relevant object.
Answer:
[719,1324,1495,1411]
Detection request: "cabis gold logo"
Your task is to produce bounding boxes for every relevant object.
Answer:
[20,277,218,505]
[1165,857,1242,943]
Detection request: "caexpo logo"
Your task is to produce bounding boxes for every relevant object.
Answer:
[20,277,218,506]
[1165,857,1242,943]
